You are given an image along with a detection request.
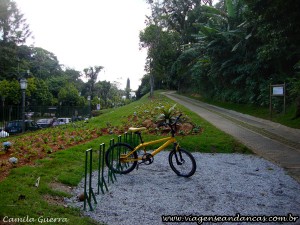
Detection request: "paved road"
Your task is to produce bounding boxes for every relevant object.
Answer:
[164,92,300,183]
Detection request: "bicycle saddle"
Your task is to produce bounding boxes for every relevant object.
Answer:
[128,127,147,133]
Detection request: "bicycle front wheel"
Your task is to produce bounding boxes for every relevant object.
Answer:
[105,143,138,174]
[169,148,196,177]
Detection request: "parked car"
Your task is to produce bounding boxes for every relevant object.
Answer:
[71,116,84,122]
[52,118,72,126]
[25,111,35,119]
[36,118,54,128]
[5,120,42,135]
[0,130,9,138]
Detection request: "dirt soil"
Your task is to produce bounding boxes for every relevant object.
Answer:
[0,128,106,182]
[0,119,199,182]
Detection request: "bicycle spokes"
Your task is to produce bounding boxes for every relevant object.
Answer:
[169,149,196,177]
[105,143,138,174]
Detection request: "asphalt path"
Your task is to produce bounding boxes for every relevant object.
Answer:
[163,92,300,183]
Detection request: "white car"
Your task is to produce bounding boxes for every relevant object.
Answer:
[53,118,71,126]
[36,118,54,128]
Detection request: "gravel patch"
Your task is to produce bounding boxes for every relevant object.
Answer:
[66,152,300,225]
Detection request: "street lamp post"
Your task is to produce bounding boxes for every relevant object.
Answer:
[19,78,28,133]
[87,96,91,118]
[59,102,62,117]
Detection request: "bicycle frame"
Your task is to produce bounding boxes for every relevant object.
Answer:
[120,136,180,163]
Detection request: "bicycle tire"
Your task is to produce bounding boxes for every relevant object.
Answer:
[105,143,138,174]
[168,148,196,177]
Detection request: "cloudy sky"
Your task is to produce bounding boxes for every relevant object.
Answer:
[15,0,150,90]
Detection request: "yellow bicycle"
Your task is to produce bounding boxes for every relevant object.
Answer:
[105,114,197,177]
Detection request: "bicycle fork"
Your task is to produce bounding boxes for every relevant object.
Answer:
[173,143,184,165]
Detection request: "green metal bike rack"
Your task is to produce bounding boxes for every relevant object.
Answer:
[83,131,141,211]
[97,143,108,195]
[84,148,97,211]
[125,131,139,147]
[108,139,117,183]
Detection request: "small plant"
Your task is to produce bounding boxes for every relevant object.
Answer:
[60,133,66,141]
[42,145,53,154]
[2,141,12,152]
[36,142,42,148]
[158,104,177,123]
[96,130,103,136]
[75,136,83,143]
[42,137,48,144]
[179,130,185,135]
[192,124,202,134]
[52,136,58,143]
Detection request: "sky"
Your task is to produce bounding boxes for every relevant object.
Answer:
[15,0,150,90]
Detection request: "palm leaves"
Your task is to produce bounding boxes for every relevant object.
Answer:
[158,104,177,123]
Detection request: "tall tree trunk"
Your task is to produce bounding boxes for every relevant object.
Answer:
[150,73,154,97]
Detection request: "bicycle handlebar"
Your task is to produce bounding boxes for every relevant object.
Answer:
[158,114,182,127]
[172,114,182,125]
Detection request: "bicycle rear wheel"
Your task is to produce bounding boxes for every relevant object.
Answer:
[105,143,138,174]
[169,148,196,177]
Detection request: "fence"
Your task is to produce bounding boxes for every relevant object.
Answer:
[83,132,140,211]
[0,105,91,128]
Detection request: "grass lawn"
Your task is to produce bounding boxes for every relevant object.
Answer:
[0,91,250,224]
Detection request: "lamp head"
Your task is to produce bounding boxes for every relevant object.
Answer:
[20,78,28,90]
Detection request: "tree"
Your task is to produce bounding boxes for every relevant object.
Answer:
[140,24,180,93]
[0,79,11,102]
[58,83,81,106]
[147,0,203,44]
[136,74,151,99]
[0,42,18,79]
[140,0,212,95]
[95,80,111,108]
[0,0,31,79]
[1,79,20,104]
[30,78,53,106]
[30,47,62,79]
[138,0,300,117]
[244,0,300,111]
[191,0,250,100]
[290,73,300,118]
[0,78,34,105]
[107,82,122,107]
[0,0,31,44]
[64,68,81,82]
[83,66,104,98]
[125,78,131,99]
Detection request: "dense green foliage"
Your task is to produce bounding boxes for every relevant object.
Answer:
[138,0,300,117]
[0,0,127,110]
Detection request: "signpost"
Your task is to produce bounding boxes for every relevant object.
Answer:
[269,83,286,117]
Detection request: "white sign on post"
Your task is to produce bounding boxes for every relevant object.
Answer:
[270,83,286,116]
[272,86,284,96]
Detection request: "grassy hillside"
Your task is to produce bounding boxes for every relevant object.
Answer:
[0,91,249,224]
